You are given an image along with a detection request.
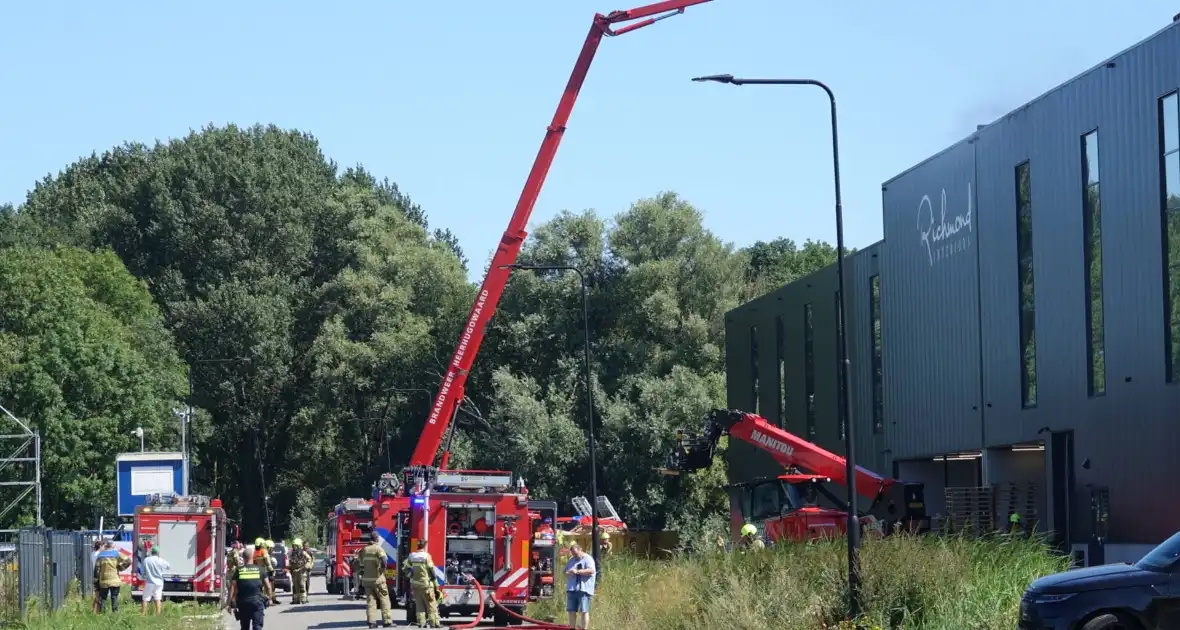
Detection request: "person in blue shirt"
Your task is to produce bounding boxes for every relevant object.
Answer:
[141,547,171,615]
[563,543,596,629]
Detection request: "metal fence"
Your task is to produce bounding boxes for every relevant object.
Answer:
[1,527,101,620]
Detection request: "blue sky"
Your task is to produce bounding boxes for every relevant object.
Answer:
[2,1,1176,280]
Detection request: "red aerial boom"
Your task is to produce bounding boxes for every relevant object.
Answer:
[663,409,928,542]
[411,0,716,470]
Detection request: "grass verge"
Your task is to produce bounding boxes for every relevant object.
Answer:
[527,532,1070,630]
[13,586,222,630]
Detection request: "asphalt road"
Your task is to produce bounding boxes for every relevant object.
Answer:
[221,576,411,629]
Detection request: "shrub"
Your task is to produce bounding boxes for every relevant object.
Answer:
[528,532,1070,630]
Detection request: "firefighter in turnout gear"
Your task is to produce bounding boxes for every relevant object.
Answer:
[738,523,765,552]
[94,542,131,612]
[360,532,392,628]
[288,538,314,604]
[405,539,441,628]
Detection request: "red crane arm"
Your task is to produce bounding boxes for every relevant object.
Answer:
[409,0,716,469]
[725,411,893,500]
[665,409,895,502]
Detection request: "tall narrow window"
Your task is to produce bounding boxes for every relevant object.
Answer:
[870,274,883,433]
[750,326,760,414]
[776,315,788,427]
[1081,130,1105,396]
[1016,161,1038,407]
[1161,91,1180,381]
[804,303,816,438]
[835,291,845,440]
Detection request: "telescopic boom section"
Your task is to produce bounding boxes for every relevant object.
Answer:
[409,0,716,469]
[666,409,895,501]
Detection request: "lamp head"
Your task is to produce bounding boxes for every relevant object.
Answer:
[691,74,736,84]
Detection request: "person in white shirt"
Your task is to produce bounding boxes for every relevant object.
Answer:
[141,547,171,615]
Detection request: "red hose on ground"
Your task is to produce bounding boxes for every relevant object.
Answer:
[451,574,574,630]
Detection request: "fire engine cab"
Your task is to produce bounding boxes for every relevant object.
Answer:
[325,497,374,595]
[130,493,227,603]
[370,469,558,626]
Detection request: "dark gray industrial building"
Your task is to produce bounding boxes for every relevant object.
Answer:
[724,17,1180,562]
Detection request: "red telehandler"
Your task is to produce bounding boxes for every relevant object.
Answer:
[366,1,717,624]
[662,409,928,544]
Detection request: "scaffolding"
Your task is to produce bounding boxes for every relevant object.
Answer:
[0,403,41,530]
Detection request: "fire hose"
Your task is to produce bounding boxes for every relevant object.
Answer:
[452,573,575,630]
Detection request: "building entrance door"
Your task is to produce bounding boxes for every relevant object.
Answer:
[1049,430,1075,553]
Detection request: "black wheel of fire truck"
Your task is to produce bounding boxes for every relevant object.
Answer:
[1080,611,1143,630]
[492,605,524,626]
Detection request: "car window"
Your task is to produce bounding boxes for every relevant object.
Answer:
[1137,532,1180,571]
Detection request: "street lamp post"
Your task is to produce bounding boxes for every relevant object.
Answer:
[691,73,861,618]
[501,263,600,571]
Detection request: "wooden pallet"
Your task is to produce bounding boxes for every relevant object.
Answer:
[944,486,994,533]
[994,481,1039,528]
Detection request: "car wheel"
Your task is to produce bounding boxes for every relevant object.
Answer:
[1081,612,1142,630]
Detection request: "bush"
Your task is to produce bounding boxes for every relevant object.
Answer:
[528,532,1070,630]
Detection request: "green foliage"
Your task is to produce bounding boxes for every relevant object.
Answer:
[529,533,1071,630]
[1,125,837,536]
[0,246,186,526]
[14,585,219,629]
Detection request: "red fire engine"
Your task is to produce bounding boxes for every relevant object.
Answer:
[366,0,714,624]
[663,409,928,544]
[324,497,374,595]
[130,493,227,603]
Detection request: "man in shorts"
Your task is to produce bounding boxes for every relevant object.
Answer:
[563,543,596,629]
[141,547,171,615]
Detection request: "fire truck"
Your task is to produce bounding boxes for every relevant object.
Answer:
[371,472,558,624]
[365,0,714,624]
[130,493,228,603]
[324,497,374,595]
[663,409,928,544]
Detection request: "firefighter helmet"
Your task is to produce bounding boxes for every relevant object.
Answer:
[264,539,274,548]
[292,538,303,547]
[254,537,265,547]
[740,523,757,537]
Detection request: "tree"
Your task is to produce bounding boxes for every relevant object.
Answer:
[0,246,187,526]
[11,124,471,532]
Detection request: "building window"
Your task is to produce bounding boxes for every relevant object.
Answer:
[1161,91,1180,382]
[835,291,845,441]
[750,326,760,414]
[1016,161,1038,407]
[804,303,816,438]
[870,274,883,433]
[776,315,788,428]
[1081,130,1105,396]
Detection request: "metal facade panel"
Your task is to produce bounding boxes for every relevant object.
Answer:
[974,24,1180,542]
[880,139,983,458]
[723,246,887,480]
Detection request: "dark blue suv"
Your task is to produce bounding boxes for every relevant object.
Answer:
[1020,532,1180,629]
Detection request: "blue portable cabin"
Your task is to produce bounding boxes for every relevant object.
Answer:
[115,452,186,517]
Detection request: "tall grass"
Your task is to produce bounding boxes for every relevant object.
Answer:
[15,586,222,630]
[529,532,1070,630]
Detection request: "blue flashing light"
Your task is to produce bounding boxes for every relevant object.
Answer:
[412,497,425,506]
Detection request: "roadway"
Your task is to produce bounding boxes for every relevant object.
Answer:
[220,576,411,629]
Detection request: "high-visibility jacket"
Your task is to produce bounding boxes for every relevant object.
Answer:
[405,550,436,588]
[94,549,129,588]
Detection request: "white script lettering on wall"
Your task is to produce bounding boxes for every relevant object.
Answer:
[917,182,973,266]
